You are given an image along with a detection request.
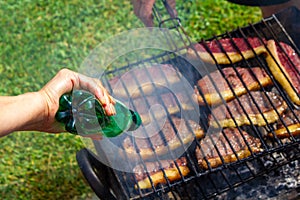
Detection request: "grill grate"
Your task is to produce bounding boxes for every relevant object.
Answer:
[76,4,300,200]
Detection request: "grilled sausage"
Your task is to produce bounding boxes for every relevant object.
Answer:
[195,67,272,106]
[133,157,190,189]
[195,128,262,169]
[209,91,288,128]
[187,37,267,64]
[266,40,300,105]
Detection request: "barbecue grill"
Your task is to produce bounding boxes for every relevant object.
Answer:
[76,2,300,199]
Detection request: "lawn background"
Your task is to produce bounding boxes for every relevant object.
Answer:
[0,0,261,199]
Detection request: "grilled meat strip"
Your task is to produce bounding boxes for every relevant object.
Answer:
[266,40,300,105]
[133,157,190,189]
[130,91,197,125]
[268,109,300,138]
[123,117,204,160]
[209,91,287,128]
[195,67,272,106]
[187,37,267,64]
[196,128,262,169]
[107,64,183,99]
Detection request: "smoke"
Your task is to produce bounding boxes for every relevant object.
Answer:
[75,27,221,173]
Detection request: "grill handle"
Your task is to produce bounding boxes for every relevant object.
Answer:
[76,148,117,200]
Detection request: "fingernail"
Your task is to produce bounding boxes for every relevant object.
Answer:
[101,94,111,107]
[110,104,116,115]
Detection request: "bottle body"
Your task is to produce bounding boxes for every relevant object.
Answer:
[55,90,141,137]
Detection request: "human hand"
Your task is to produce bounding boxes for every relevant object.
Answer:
[132,0,177,27]
[38,68,115,133]
[0,68,116,136]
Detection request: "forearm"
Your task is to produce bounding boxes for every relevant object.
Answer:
[0,92,47,136]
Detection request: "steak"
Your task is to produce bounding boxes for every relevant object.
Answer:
[123,117,204,160]
[209,91,287,128]
[269,109,300,139]
[195,67,272,105]
[266,40,300,105]
[107,64,183,99]
[195,128,262,169]
[187,37,267,64]
[133,157,190,189]
[129,91,197,125]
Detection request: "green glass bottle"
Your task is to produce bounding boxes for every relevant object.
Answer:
[55,90,141,137]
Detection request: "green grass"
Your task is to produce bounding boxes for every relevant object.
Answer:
[0,0,261,199]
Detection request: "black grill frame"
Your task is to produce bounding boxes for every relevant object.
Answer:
[76,4,300,200]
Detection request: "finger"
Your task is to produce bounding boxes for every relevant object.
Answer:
[96,81,115,105]
[51,69,116,116]
[103,103,116,116]
[75,73,116,115]
[44,69,108,105]
[76,74,108,103]
[94,82,116,116]
[97,86,116,116]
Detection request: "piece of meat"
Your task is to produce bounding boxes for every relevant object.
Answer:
[133,157,189,189]
[123,117,204,160]
[187,37,267,64]
[268,109,300,139]
[195,67,272,105]
[266,40,300,105]
[195,128,262,169]
[129,91,198,125]
[209,91,288,128]
[107,64,183,99]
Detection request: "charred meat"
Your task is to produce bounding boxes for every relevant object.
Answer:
[123,117,204,160]
[108,64,183,99]
[266,40,300,105]
[195,67,272,106]
[187,37,267,64]
[195,128,262,169]
[133,157,190,189]
[269,109,300,138]
[130,91,197,125]
[209,91,287,128]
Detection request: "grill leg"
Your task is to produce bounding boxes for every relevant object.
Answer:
[76,148,117,200]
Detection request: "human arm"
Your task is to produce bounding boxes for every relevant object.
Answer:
[0,68,115,137]
[132,0,177,27]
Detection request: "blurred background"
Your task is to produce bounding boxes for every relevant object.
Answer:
[0,0,261,199]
